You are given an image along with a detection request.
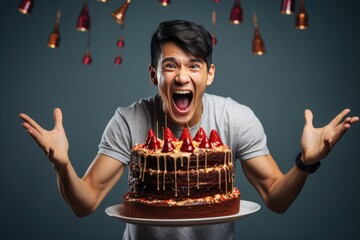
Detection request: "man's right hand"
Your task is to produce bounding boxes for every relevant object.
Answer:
[19,108,70,168]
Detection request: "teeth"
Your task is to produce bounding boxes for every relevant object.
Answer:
[174,90,191,94]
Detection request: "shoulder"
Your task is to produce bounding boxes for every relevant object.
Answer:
[203,93,254,116]
[115,94,160,117]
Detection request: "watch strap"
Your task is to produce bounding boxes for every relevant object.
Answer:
[295,153,321,174]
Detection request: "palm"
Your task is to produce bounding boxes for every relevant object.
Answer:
[20,108,69,167]
[300,109,359,165]
[45,127,69,163]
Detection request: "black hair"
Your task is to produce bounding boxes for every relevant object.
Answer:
[150,20,213,71]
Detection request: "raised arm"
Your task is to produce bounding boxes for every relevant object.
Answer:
[242,108,359,213]
[19,108,125,217]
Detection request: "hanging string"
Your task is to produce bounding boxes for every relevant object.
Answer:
[211,0,219,46]
[251,0,266,56]
[115,24,125,65]
[87,0,95,50]
[82,0,95,64]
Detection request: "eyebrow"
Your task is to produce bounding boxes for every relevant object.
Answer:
[162,57,203,64]
[162,57,177,64]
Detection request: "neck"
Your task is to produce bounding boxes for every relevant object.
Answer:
[163,104,203,128]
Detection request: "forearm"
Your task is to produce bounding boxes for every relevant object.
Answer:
[54,162,97,217]
[266,165,309,213]
[242,155,311,213]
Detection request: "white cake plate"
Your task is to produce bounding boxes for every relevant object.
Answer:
[105,200,260,227]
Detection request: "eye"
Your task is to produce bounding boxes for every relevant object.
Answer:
[189,63,201,71]
[162,63,178,71]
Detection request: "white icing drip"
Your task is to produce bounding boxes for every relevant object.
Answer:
[131,140,234,198]
[157,156,160,190]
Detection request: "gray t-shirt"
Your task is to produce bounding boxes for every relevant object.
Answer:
[98,93,269,240]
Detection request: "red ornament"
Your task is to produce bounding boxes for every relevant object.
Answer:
[162,137,175,152]
[280,0,295,15]
[230,0,243,24]
[180,136,195,153]
[212,33,217,46]
[179,127,192,142]
[164,127,176,142]
[82,50,92,65]
[209,129,223,147]
[18,0,34,15]
[193,127,206,142]
[117,36,125,48]
[159,0,170,6]
[114,54,122,65]
[199,135,211,149]
[77,1,90,32]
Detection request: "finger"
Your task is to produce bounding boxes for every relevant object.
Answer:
[22,122,50,151]
[329,108,351,127]
[53,108,64,130]
[342,116,360,129]
[304,109,314,128]
[350,116,359,124]
[19,113,44,133]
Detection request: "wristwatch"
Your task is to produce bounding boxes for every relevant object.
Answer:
[295,153,321,174]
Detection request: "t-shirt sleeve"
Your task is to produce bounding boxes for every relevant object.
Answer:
[98,108,132,165]
[226,99,269,161]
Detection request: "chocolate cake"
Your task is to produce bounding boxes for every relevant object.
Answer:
[122,127,240,219]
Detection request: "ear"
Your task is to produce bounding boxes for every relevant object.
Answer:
[206,64,215,86]
[148,65,158,86]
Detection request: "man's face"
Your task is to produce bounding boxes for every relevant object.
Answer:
[150,42,215,127]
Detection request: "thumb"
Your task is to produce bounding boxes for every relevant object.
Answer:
[53,108,64,130]
[304,109,314,128]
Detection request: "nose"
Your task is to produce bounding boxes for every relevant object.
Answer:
[175,68,190,85]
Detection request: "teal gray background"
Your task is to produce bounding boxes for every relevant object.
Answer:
[1,0,360,239]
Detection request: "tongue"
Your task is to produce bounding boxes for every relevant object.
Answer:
[174,96,190,111]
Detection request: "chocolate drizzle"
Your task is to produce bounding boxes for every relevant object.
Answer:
[128,128,235,201]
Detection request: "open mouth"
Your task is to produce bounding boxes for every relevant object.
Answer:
[173,90,193,111]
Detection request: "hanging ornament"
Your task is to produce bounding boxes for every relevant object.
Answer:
[211,1,219,46]
[212,33,217,46]
[81,2,95,65]
[112,0,131,25]
[212,8,217,28]
[117,36,125,48]
[47,10,61,49]
[295,0,308,30]
[212,9,218,45]
[115,25,125,64]
[230,0,243,24]
[214,0,221,2]
[252,14,266,56]
[280,0,295,15]
[97,0,110,2]
[18,0,34,15]
[82,49,92,65]
[159,0,170,6]
[114,53,122,65]
[77,0,90,32]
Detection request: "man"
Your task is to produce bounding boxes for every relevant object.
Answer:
[19,20,358,240]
